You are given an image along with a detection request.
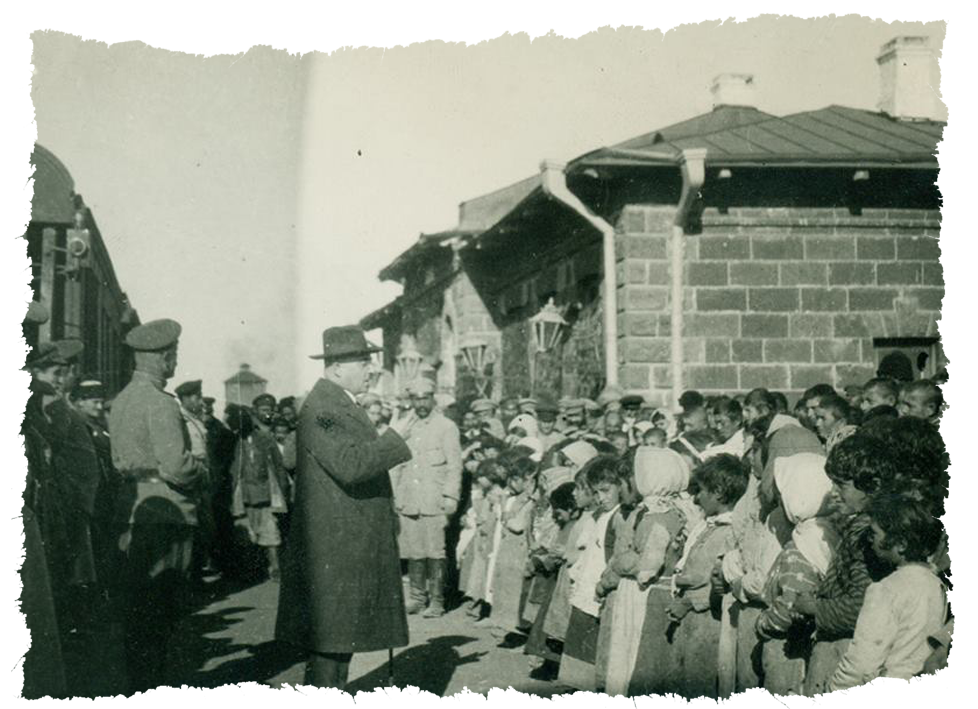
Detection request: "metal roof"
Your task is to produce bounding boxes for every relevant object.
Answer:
[574,105,943,169]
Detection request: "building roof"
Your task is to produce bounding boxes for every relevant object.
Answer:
[377,175,542,284]
[224,364,267,385]
[574,105,944,170]
[31,144,77,224]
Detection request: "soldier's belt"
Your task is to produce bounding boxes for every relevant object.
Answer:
[121,468,163,483]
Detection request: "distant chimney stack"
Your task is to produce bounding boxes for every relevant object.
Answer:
[710,73,756,110]
[876,36,939,121]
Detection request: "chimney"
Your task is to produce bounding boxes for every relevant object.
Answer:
[876,36,939,120]
[710,73,756,110]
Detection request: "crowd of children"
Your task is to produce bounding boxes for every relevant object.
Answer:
[444,377,950,698]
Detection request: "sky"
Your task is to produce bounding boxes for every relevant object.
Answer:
[29,17,947,399]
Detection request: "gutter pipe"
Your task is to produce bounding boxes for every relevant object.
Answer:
[540,160,619,388]
[671,149,708,409]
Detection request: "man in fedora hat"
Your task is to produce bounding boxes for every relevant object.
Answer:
[276,326,413,689]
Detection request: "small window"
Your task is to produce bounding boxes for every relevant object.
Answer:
[873,337,945,380]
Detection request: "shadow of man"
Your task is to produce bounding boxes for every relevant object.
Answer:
[344,634,486,696]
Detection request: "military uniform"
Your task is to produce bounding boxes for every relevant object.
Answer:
[108,319,205,692]
[393,379,463,618]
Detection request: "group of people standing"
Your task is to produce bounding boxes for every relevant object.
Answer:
[351,367,950,697]
[20,304,952,698]
[20,305,304,697]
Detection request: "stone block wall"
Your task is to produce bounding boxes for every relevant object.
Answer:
[616,205,943,403]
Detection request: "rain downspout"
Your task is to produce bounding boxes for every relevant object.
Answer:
[540,160,618,388]
[671,149,708,408]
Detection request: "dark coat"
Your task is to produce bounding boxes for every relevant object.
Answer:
[275,377,412,654]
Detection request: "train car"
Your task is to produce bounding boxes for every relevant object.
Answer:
[26,144,139,396]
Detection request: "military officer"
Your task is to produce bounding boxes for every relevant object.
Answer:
[392,378,463,618]
[108,318,206,692]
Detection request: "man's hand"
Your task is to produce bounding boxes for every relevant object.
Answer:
[923,645,954,704]
[390,409,416,437]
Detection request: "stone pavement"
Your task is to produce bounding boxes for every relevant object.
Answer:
[165,573,573,696]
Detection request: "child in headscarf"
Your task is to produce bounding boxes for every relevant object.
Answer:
[665,454,748,699]
[598,447,690,695]
[755,451,840,695]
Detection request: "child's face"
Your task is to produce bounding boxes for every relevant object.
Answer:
[484,447,499,459]
[508,475,527,494]
[573,483,593,510]
[694,486,725,517]
[869,519,903,566]
[643,430,666,448]
[610,434,629,455]
[476,476,492,491]
[833,479,868,515]
[552,507,572,525]
[592,481,622,513]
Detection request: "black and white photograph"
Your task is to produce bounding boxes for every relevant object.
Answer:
[1,3,969,704]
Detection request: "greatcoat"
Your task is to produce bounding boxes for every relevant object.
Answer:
[275,377,412,654]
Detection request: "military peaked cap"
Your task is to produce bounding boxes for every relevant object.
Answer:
[73,380,104,400]
[125,319,182,351]
[175,380,203,398]
[253,393,277,408]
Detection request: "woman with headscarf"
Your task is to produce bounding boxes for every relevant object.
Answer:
[597,447,690,695]
[755,451,840,695]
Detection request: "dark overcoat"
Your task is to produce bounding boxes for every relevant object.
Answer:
[275,377,412,654]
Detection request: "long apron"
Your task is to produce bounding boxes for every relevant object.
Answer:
[604,578,650,696]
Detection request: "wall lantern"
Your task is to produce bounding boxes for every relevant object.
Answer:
[530,297,567,353]
[460,333,494,396]
[396,337,423,384]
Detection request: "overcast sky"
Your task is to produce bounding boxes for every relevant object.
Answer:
[30,17,946,400]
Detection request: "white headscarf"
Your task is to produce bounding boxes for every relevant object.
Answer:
[508,413,539,439]
[773,452,838,575]
[634,447,689,512]
[518,436,544,463]
[562,440,599,470]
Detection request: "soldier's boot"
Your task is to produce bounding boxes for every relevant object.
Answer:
[422,558,446,618]
[405,559,427,615]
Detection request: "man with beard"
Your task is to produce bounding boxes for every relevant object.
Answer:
[109,319,206,692]
[392,378,463,618]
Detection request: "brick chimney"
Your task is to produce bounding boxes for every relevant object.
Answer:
[876,36,939,120]
[710,73,756,109]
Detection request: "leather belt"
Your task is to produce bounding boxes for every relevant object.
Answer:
[122,468,163,483]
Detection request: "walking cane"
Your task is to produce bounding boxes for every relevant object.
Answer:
[387,648,395,688]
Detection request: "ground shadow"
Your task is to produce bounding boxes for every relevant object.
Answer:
[186,640,306,688]
[345,634,485,695]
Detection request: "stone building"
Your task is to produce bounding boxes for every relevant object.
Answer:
[362,37,945,408]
